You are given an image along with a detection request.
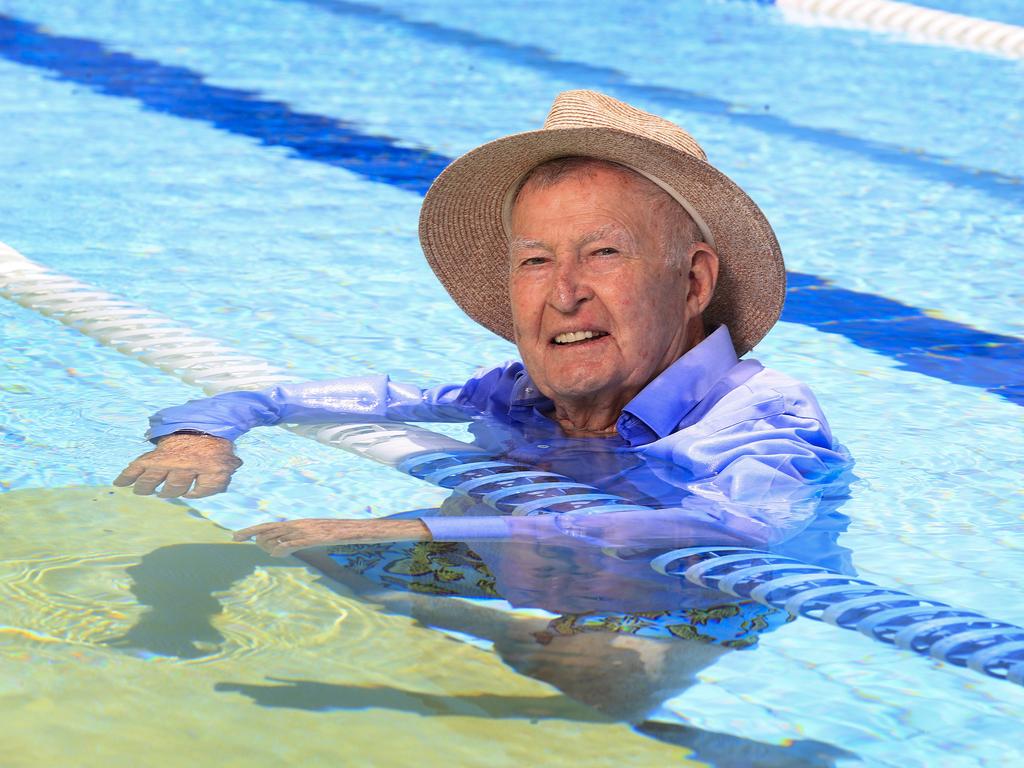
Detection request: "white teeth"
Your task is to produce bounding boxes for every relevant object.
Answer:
[553,330,604,344]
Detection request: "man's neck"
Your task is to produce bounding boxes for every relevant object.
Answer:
[549,396,630,438]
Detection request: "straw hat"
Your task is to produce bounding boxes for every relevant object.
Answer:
[418,90,785,356]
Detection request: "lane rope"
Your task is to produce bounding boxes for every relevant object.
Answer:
[652,547,1024,684]
[771,0,1024,59]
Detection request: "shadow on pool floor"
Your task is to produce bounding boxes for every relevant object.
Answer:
[215,677,853,767]
[109,538,857,767]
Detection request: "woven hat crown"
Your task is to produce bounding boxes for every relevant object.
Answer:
[543,90,708,162]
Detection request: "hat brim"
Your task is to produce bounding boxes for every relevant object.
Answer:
[419,126,785,356]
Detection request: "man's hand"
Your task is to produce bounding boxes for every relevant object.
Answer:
[113,433,242,498]
[233,519,432,557]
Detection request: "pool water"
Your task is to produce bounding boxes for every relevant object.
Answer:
[1,1,1022,766]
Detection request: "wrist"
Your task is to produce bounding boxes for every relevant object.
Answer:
[155,432,233,449]
[383,519,432,542]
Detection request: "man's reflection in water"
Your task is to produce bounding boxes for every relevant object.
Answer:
[324,413,856,726]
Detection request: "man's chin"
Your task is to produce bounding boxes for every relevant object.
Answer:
[528,355,627,407]
[546,377,618,405]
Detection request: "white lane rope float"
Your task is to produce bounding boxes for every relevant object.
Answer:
[0,242,476,466]
[3,241,1024,687]
[771,0,1024,59]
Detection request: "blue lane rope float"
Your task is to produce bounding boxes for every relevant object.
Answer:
[651,547,1024,686]
[398,451,650,518]
[2,242,1023,688]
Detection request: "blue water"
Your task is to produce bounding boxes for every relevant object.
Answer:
[1,1,1022,765]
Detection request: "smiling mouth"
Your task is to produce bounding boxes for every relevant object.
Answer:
[551,330,609,345]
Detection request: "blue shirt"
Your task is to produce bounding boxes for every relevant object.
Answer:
[149,326,852,555]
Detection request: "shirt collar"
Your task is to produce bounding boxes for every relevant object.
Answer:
[510,368,551,410]
[508,325,742,444]
[618,325,740,445]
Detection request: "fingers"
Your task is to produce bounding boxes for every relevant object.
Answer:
[158,469,199,498]
[114,460,235,498]
[233,521,333,558]
[184,472,233,499]
[232,523,287,557]
[232,522,280,541]
[113,463,146,487]
[125,467,206,498]
[131,468,171,496]
[266,541,301,558]
[247,524,300,558]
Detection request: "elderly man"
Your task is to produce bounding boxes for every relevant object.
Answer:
[115,90,847,555]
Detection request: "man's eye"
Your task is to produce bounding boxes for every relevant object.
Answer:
[594,247,619,256]
[519,256,549,267]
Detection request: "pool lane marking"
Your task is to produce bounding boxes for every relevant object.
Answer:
[0,14,1021,406]
[286,0,1022,203]
[768,0,1024,60]
[783,272,1023,406]
[0,15,447,195]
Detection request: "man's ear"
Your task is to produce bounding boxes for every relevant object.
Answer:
[687,243,719,313]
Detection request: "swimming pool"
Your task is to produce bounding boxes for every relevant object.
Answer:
[1,0,1022,765]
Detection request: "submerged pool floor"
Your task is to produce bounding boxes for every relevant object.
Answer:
[2,487,713,767]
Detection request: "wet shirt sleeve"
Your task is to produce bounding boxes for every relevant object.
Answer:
[146,362,526,442]
[421,493,826,549]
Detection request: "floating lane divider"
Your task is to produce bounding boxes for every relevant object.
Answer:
[2,241,1022,688]
[769,0,1024,59]
[0,242,476,467]
[652,547,1024,687]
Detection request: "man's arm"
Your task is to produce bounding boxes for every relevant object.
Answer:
[420,494,825,550]
[230,408,852,552]
[233,453,848,557]
[228,492,813,558]
[115,363,525,498]
[233,518,432,557]
[146,375,479,442]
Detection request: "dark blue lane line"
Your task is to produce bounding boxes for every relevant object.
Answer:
[0,15,1021,406]
[0,16,448,194]
[784,273,1023,404]
[288,0,1023,204]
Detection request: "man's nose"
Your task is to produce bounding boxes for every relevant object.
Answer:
[548,259,593,313]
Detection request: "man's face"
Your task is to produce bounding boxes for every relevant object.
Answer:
[508,166,712,411]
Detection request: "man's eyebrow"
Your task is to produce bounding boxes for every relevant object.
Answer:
[509,237,550,253]
[509,225,631,253]
[578,224,629,247]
